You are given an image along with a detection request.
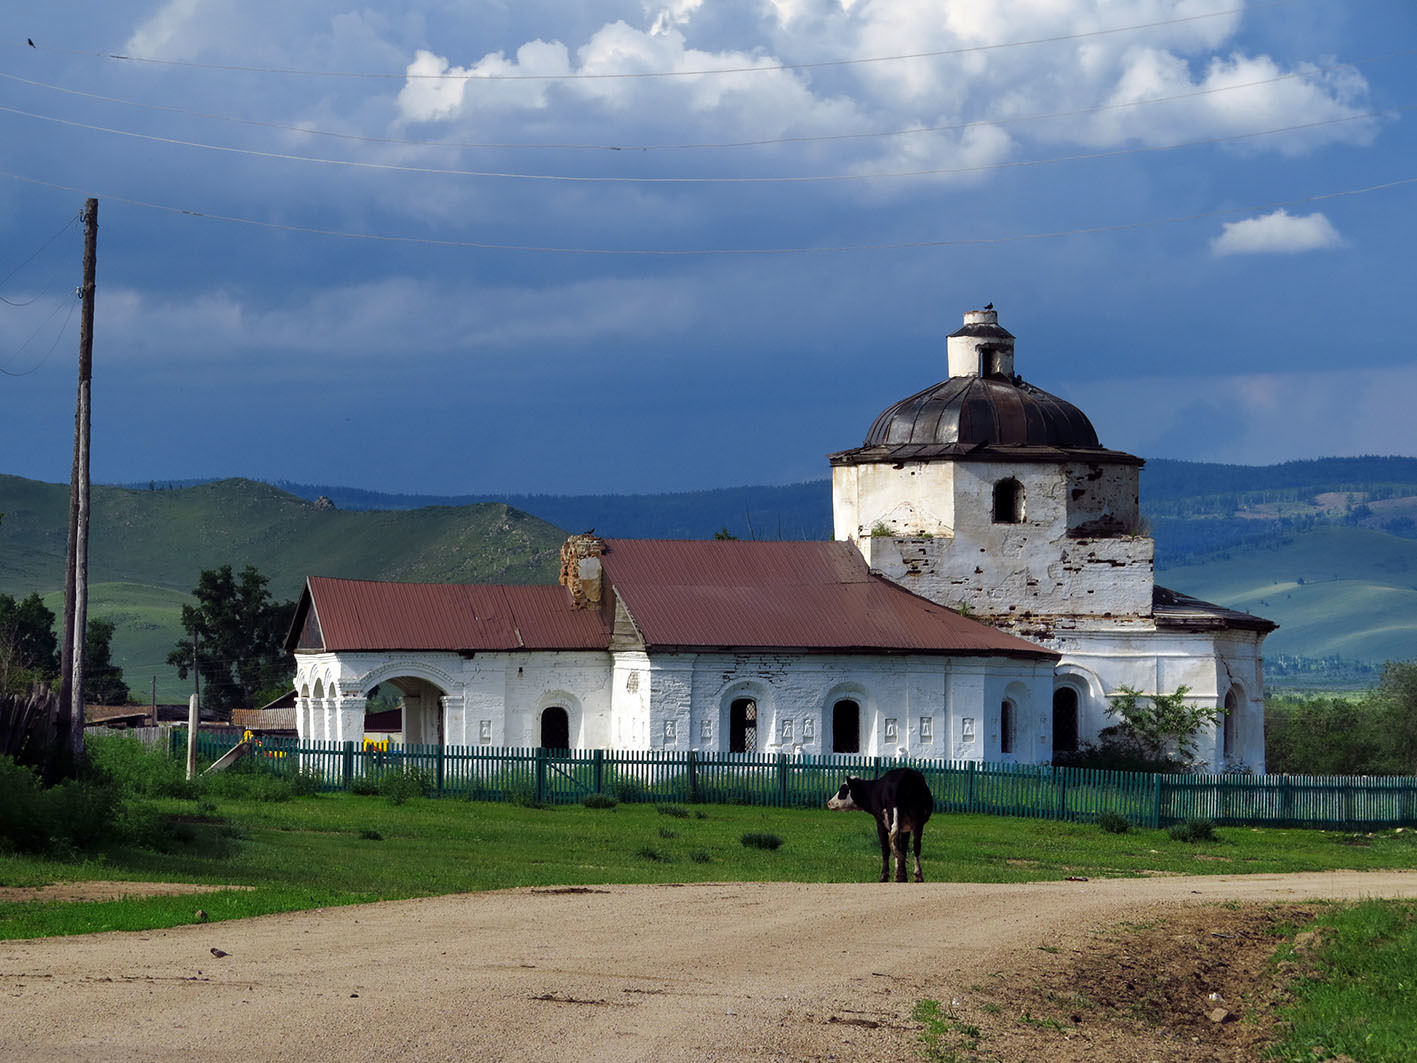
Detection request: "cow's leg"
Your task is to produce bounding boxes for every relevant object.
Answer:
[874,818,891,882]
[912,828,924,882]
[889,808,908,882]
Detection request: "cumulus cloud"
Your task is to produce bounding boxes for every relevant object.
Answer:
[1211,209,1343,256]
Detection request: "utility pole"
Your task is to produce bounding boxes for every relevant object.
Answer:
[186,627,199,780]
[58,197,97,775]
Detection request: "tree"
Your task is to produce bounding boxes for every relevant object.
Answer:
[1372,661,1417,771]
[1101,686,1219,767]
[83,618,131,706]
[167,565,295,716]
[0,592,60,695]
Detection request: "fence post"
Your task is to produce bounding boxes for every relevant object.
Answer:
[1151,773,1162,829]
[593,749,605,795]
[341,741,354,791]
[776,753,788,807]
[535,747,547,804]
[967,761,977,814]
[687,749,699,803]
[436,744,445,796]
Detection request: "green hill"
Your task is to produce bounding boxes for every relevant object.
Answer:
[2,476,567,702]
[1156,525,1417,666]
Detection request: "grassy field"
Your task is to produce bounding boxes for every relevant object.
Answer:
[1269,899,1417,1063]
[4,783,1417,941]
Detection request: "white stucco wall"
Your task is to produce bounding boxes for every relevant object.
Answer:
[1039,626,1269,772]
[293,649,614,749]
[638,651,1055,763]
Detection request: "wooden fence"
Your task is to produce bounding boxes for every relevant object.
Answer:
[174,731,1417,831]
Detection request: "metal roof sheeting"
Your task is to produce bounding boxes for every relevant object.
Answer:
[599,539,1055,658]
[300,577,609,652]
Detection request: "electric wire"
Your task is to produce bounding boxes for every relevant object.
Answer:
[0,289,78,376]
[3,46,1408,154]
[1,167,1411,255]
[14,2,1288,81]
[0,101,1397,184]
[0,211,80,304]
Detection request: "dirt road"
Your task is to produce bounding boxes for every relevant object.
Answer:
[4,871,1415,1063]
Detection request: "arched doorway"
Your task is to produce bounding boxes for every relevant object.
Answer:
[540,706,570,750]
[1052,687,1079,755]
[1000,700,1015,755]
[832,699,861,753]
[366,675,446,747]
[729,697,757,753]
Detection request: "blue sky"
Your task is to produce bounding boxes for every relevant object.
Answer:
[1,0,1414,495]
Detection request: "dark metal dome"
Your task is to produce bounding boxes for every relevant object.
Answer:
[864,375,1100,449]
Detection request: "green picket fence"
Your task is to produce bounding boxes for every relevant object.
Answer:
[169,730,1417,830]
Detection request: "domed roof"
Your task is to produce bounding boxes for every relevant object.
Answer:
[828,307,1142,468]
[863,374,1100,449]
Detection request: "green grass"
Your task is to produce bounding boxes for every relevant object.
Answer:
[6,792,1417,940]
[1269,900,1417,1062]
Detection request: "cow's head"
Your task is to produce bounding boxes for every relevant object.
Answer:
[827,778,862,812]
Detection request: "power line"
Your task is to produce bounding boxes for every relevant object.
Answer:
[1,167,1410,255]
[15,2,1290,81]
[0,101,1397,183]
[4,47,1409,154]
[0,289,79,376]
[0,211,80,303]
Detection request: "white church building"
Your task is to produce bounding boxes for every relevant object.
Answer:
[288,308,1274,770]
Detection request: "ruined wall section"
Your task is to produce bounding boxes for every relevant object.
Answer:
[858,458,1153,620]
[832,461,956,539]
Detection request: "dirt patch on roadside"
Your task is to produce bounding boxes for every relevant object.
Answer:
[942,902,1314,1061]
[0,881,253,904]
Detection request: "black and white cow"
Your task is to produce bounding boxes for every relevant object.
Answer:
[827,767,934,882]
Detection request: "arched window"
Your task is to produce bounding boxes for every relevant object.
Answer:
[832,700,861,754]
[729,698,757,753]
[1000,700,1015,755]
[540,706,570,750]
[993,478,1024,523]
[1052,687,1079,754]
[1222,689,1239,761]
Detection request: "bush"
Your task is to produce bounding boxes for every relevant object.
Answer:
[0,755,122,855]
[582,793,618,809]
[655,804,690,818]
[87,735,196,798]
[1169,817,1218,843]
[379,767,432,805]
[635,846,668,862]
[1096,810,1131,835]
[740,831,783,851]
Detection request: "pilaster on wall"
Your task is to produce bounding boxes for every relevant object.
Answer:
[441,694,467,746]
[334,697,366,744]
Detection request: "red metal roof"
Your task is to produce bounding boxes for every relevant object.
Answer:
[296,577,609,652]
[598,539,1055,658]
[291,540,1055,660]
